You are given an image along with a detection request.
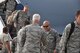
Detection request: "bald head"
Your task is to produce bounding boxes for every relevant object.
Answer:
[43,20,50,26]
[42,20,51,31]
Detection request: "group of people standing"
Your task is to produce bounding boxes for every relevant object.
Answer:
[0,0,80,53]
[16,14,60,53]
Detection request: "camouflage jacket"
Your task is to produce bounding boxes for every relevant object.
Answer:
[41,28,59,53]
[46,29,59,53]
[14,10,31,32]
[58,21,80,53]
[16,24,47,53]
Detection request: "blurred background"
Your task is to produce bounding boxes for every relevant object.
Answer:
[16,0,80,34]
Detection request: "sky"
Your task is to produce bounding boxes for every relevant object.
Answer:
[24,0,80,34]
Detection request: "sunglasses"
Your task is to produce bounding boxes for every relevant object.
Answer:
[43,26,49,27]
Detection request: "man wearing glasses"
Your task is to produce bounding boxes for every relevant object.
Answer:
[41,20,60,53]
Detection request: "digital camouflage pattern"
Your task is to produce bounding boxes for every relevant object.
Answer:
[16,24,47,53]
[58,21,80,53]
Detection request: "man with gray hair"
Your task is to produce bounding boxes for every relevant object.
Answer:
[16,14,47,53]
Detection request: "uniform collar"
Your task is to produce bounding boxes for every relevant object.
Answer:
[74,21,80,28]
[31,23,39,26]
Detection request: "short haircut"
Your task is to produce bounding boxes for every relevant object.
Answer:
[32,14,40,21]
[76,10,80,17]
[3,26,8,33]
[24,5,28,8]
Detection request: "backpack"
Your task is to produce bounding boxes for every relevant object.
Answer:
[7,10,20,25]
[14,11,31,31]
[65,22,75,53]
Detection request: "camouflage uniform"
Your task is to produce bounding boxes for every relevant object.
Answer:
[16,24,47,53]
[41,28,59,53]
[14,10,31,32]
[0,0,7,23]
[58,21,80,53]
[42,28,59,53]
[5,0,17,20]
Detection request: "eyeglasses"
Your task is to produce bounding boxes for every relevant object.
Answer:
[43,26,49,28]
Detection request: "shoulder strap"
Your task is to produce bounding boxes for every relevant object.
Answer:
[15,10,20,26]
[13,10,20,21]
[68,22,75,39]
[65,22,75,53]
